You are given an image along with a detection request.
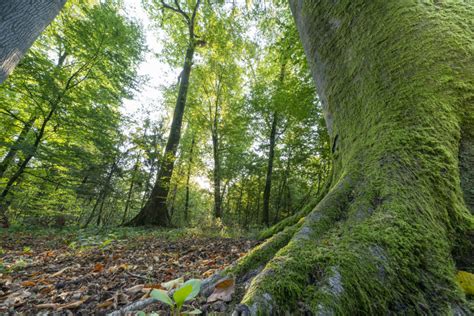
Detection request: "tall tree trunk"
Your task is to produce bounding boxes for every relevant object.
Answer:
[83,161,117,228]
[122,161,138,225]
[184,135,195,223]
[262,111,278,226]
[0,106,56,227]
[212,130,222,219]
[128,0,201,227]
[141,131,160,209]
[128,45,194,226]
[0,114,36,179]
[229,1,474,314]
[274,147,292,224]
[0,0,66,83]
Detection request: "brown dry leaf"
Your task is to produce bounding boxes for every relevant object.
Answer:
[39,286,54,295]
[93,263,104,273]
[21,281,36,287]
[215,279,234,289]
[144,283,163,290]
[207,278,235,303]
[202,269,216,278]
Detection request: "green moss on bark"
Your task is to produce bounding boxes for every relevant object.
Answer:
[235,1,474,314]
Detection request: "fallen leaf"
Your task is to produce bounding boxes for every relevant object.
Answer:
[21,281,36,287]
[215,279,234,289]
[456,271,474,295]
[93,263,104,273]
[207,278,235,303]
[144,283,163,290]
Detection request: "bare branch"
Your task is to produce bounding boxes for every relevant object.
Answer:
[160,0,190,24]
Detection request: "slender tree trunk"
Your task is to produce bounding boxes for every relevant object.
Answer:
[0,106,55,227]
[168,182,178,220]
[184,135,195,223]
[230,1,474,314]
[0,114,36,179]
[212,130,222,219]
[128,0,201,227]
[0,0,66,83]
[122,162,138,225]
[274,148,292,224]
[141,132,160,209]
[262,112,278,226]
[83,161,117,228]
[129,46,196,226]
[96,194,107,227]
[236,178,245,225]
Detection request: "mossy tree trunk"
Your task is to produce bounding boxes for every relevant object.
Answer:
[230,1,474,314]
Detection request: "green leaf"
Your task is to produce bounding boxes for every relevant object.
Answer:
[182,279,201,301]
[183,309,202,315]
[173,284,193,309]
[136,312,146,316]
[150,289,173,306]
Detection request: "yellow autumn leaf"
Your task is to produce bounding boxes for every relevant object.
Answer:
[456,271,474,295]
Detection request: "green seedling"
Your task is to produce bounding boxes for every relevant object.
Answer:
[150,278,202,315]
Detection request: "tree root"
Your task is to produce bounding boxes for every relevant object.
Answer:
[231,176,473,315]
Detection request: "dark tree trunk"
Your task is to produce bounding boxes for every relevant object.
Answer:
[212,130,222,219]
[83,161,117,228]
[184,135,195,223]
[122,161,138,225]
[129,0,201,226]
[0,106,55,227]
[0,114,36,179]
[141,131,160,209]
[0,0,66,83]
[274,148,292,224]
[262,111,278,226]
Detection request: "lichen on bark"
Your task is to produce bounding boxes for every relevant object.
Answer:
[230,1,474,314]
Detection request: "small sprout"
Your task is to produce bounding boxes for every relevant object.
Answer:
[173,284,193,310]
[150,278,202,315]
[150,289,173,306]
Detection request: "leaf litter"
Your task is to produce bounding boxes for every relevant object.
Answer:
[0,230,257,315]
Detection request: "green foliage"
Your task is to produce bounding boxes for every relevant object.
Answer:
[150,278,202,315]
[1,0,329,236]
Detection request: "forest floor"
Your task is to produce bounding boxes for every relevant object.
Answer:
[0,227,259,315]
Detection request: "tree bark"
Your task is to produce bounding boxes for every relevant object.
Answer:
[128,0,201,226]
[184,135,195,223]
[122,161,139,225]
[83,161,117,228]
[262,112,278,226]
[231,1,474,314]
[0,106,56,227]
[0,114,36,179]
[0,0,66,84]
[212,119,222,219]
